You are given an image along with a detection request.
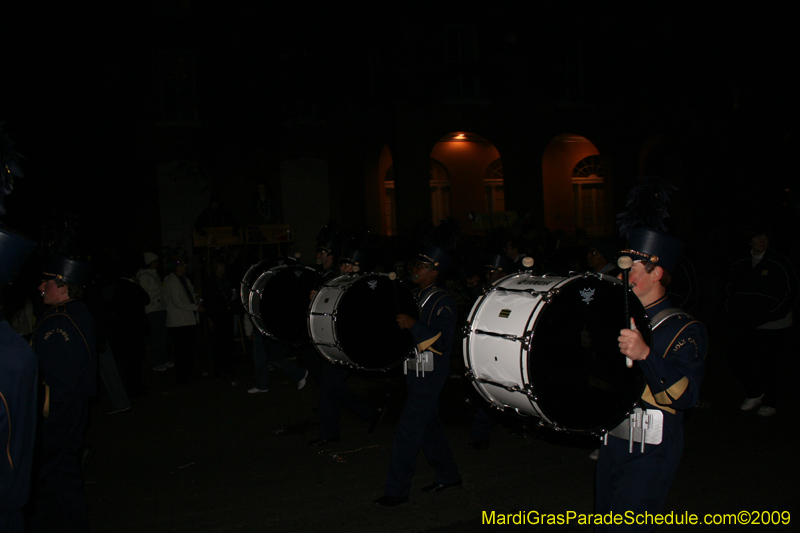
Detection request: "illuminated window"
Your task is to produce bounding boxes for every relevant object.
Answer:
[484,158,504,213]
[384,166,397,236]
[571,156,605,237]
[430,158,451,224]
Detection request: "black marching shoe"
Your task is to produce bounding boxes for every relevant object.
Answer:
[373,495,409,508]
[308,437,340,446]
[422,480,462,493]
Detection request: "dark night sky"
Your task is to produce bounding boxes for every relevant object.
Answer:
[2,4,799,249]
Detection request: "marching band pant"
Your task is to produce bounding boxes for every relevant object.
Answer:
[595,416,682,533]
[384,355,460,497]
[318,363,376,440]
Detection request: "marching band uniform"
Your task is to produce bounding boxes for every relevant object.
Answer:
[726,243,798,413]
[0,228,38,532]
[376,245,461,506]
[596,295,706,530]
[311,243,381,445]
[595,229,708,533]
[30,257,96,532]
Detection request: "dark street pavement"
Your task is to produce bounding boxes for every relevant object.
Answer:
[84,322,800,532]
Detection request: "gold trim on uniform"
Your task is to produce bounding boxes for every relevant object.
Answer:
[417,332,442,353]
[43,384,50,418]
[644,295,669,310]
[418,255,439,267]
[664,376,690,401]
[642,385,676,415]
[620,249,659,263]
[1,391,11,467]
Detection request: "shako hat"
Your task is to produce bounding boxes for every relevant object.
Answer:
[619,228,683,274]
[42,255,91,286]
[485,253,513,273]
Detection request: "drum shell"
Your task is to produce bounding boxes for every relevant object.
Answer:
[308,277,351,365]
[464,272,648,435]
[309,273,417,371]
[248,264,318,346]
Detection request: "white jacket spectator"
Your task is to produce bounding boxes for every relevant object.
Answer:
[164,272,200,327]
[137,261,166,314]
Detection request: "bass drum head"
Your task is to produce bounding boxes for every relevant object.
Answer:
[255,265,318,346]
[527,275,649,434]
[333,274,417,370]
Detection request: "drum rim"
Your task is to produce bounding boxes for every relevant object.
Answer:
[464,272,645,435]
[309,272,415,371]
[245,263,318,345]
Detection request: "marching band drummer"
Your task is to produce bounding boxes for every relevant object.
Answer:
[467,252,515,450]
[595,228,708,532]
[308,235,384,446]
[0,228,38,531]
[30,255,97,532]
[373,243,461,508]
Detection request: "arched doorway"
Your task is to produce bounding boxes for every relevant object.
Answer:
[542,134,611,241]
[429,131,504,232]
[378,145,397,236]
[364,144,398,236]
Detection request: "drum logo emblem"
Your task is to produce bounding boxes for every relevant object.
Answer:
[499,309,512,318]
[579,288,595,305]
[368,280,378,290]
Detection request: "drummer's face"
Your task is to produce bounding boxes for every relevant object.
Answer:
[622,262,658,302]
[340,262,354,273]
[411,262,435,286]
[317,250,334,269]
[486,268,504,283]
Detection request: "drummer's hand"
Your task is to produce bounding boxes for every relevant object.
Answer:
[309,290,317,300]
[618,320,649,361]
[396,313,415,329]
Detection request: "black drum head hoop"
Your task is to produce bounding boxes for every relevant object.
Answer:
[527,275,648,434]
[334,274,417,370]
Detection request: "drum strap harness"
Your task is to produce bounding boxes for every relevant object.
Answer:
[604,307,690,453]
[404,288,449,377]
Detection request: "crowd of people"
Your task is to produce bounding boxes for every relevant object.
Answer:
[2,209,798,531]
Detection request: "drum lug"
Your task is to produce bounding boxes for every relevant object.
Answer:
[544,288,560,303]
[461,324,472,336]
[521,332,533,349]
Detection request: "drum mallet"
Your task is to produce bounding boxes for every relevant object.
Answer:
[388,271,399,314]
[617,256,634,368]
[522,257,535,270]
